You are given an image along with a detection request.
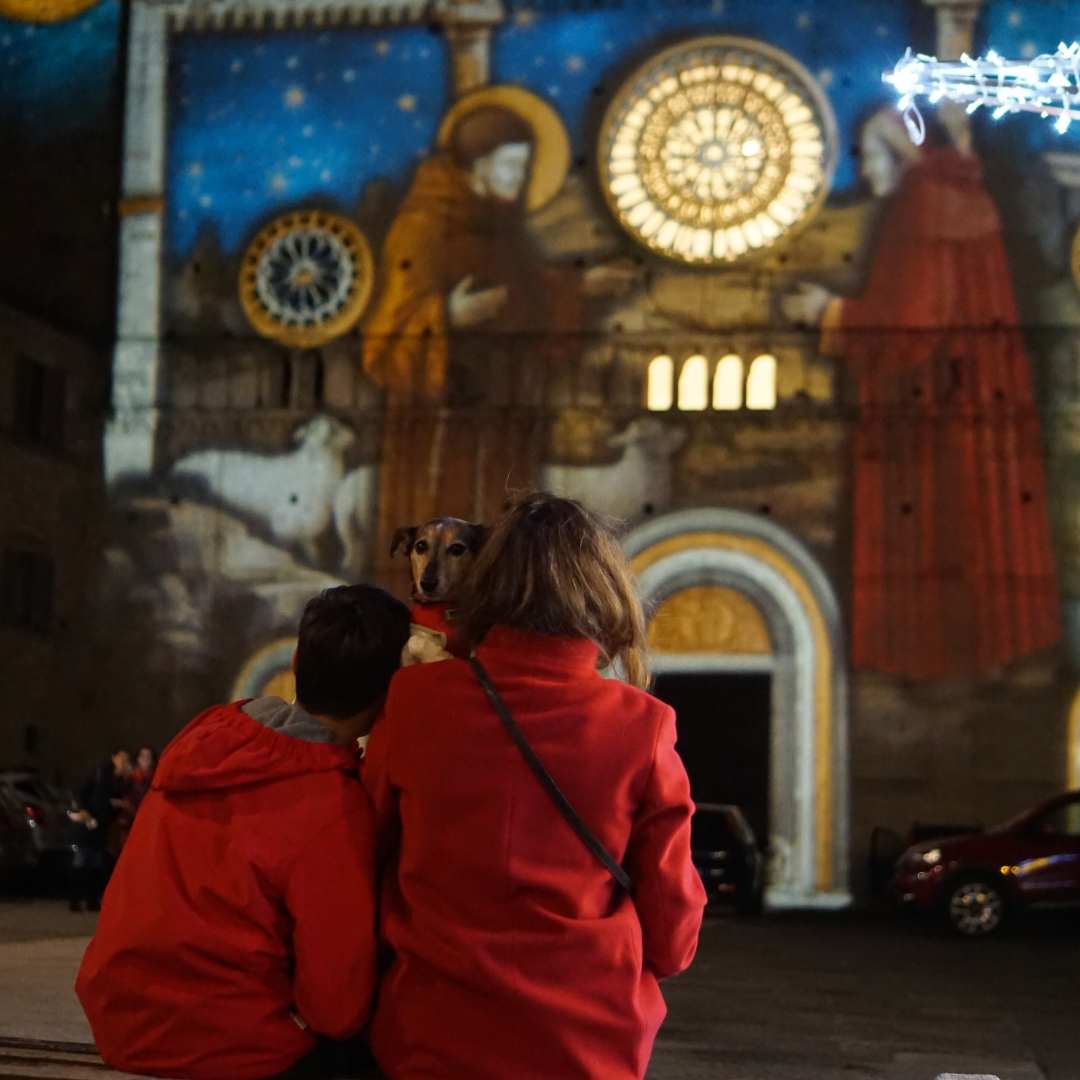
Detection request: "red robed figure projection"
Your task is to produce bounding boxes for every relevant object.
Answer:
[800,111,1060,679]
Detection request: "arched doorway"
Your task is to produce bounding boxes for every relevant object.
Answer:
[624,509,850,908]
[1068,690,1080,792]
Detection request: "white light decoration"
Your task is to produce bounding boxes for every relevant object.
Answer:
[884,42,1080,143]
[600,36,837,265]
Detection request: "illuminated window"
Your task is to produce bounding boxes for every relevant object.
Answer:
[678,355,709,411]
[599,36,837,267]
[646,355,674,411]
[713,354,744,410]
[747,354,778,410]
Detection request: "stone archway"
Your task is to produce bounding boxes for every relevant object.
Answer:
[1068,690,1080,792]
[624,508,850,908]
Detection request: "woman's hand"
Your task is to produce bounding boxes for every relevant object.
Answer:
[780,282,833,326]
[448,275,509,328]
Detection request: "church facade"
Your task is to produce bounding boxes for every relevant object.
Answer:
[5,0,1080,905]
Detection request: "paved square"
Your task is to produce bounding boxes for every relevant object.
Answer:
[1,902,1076,1079]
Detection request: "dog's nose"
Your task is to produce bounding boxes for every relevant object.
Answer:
[420,574,438,593]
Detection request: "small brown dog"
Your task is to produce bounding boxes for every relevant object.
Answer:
[391,517,487,664]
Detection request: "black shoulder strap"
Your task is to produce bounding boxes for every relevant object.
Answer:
[468,656,632,892]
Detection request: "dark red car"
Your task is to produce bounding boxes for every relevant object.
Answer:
[894,790,1080,937]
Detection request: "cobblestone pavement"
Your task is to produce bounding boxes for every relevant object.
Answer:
[649,909,1079,1080]
[0,900,1077,1079]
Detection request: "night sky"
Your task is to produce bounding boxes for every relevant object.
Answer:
[0,0,120,134]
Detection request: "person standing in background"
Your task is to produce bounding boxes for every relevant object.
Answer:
[129,746,157,813]
[67,750,132,913]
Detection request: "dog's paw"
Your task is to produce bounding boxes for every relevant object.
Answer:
[401,626,452,666]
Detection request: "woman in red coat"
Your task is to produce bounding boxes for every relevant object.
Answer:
[362,492,706,1080]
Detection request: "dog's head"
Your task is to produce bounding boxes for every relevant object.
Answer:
[390,517,488,604]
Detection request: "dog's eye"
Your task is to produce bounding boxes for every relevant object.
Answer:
[448,543,467,557]
[414,540,429,554]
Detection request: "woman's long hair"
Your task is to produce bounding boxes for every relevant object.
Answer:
[458,492,650,689]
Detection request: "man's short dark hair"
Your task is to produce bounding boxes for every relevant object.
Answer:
[294,585,410,718]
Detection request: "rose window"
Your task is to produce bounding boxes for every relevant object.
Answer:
[239,211,374,348]
[599,37,837,265]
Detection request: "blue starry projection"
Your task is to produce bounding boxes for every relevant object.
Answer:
[168,1,911,262]
[0,0,120,136]
[491,0,908,194]
[168,28,449,259]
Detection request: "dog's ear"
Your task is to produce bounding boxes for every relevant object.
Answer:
[390,526,418,557]
[465,523,490,554]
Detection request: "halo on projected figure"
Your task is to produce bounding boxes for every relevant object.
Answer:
[437,84,571,212]
[0,0,100,21]
[598,36,837,265]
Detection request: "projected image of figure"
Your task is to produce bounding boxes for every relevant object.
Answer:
[783,106,1060,680]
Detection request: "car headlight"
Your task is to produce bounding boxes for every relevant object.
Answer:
[904,847,942,868]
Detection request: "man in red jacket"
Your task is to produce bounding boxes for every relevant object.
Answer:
[76,585,411,1080]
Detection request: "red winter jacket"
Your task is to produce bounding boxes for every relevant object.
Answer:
[76,700,378,1080]
[362,626,706,1080]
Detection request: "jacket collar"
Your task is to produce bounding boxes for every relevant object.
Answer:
[477,625,601,673]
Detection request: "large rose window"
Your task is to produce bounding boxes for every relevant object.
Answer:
[599,37,837,265]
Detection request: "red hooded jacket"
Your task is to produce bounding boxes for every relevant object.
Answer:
[362,626,706,1080]
[75,700,377,1080]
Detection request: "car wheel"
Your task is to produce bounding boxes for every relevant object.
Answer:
[945,876,1008,938]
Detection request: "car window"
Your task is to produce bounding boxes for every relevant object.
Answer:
[725,811,756,846]
[1031,801,1080,838]
[692,812,736,849]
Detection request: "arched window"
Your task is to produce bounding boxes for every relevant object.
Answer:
[646,355,674,411]
[747,354,778,410]
[678,354,709,411]
[713,354,744,410]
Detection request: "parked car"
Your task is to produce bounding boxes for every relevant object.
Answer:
[893,789,1080,937]
[0,771,73,880]
[691,803,765,915]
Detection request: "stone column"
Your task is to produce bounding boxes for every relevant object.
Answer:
[439,0,504,97]
[922,0,985,152]
[104,0,168,486]
[923,0,985,59]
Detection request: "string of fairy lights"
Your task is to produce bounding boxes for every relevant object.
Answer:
[883,42,1080,144]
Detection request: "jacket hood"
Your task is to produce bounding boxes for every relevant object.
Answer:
[153,701,359,795]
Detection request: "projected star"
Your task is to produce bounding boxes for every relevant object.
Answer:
[398,94,417,112]
[284,86,306,108]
